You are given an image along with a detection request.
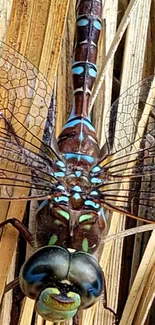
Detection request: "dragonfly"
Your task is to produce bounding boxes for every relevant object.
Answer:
[0,0,155,323]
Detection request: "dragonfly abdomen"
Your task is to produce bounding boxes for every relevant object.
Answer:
[73,0,102,116]
[57,0,102,169]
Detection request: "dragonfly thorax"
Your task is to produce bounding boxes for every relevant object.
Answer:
[36,179,106,253]
[66,170,90,187]
[52,159,106,188]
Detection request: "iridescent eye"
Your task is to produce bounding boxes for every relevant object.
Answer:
[68,251,103,308]
[19,246,103,321]
[19,246,70,299]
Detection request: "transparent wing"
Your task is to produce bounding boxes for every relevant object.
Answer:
[0,42,61,200]
[98,75,155,222]
[103,75,154,153]
[99,176,155,222]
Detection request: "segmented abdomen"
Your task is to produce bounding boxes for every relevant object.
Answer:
[73,0,102,116]
[58,0,102,169]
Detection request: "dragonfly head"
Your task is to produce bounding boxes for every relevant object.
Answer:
[19,246,103,322]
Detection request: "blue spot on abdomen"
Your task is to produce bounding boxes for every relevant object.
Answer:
[72,66,84,75]
[77,18,89,26]
[89,68,97,78]
[93,20,102,30]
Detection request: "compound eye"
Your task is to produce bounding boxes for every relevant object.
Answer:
[19,246,70,299]
[19,246,81,322]
[68,251,103,309]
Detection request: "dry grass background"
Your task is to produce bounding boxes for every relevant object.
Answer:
[0,0,155,324]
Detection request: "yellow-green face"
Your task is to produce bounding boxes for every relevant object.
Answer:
[36,287,81,322]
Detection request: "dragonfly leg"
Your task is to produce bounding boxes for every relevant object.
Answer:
[4,277,19,293]
[102,273,119,324]
[1,219,34,294]
[4,277,25,304]
[0,218,34,247]
[13,287,25,306]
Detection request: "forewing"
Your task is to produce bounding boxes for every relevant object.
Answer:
[0,42,60,200]
[98,75,155,222]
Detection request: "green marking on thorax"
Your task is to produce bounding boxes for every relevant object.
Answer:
[79,214,93,223]
[48,234,58,245]
[54,219,63,225]
[82,238,89,252]
[83,224,91,230]
[58,209,70,220]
